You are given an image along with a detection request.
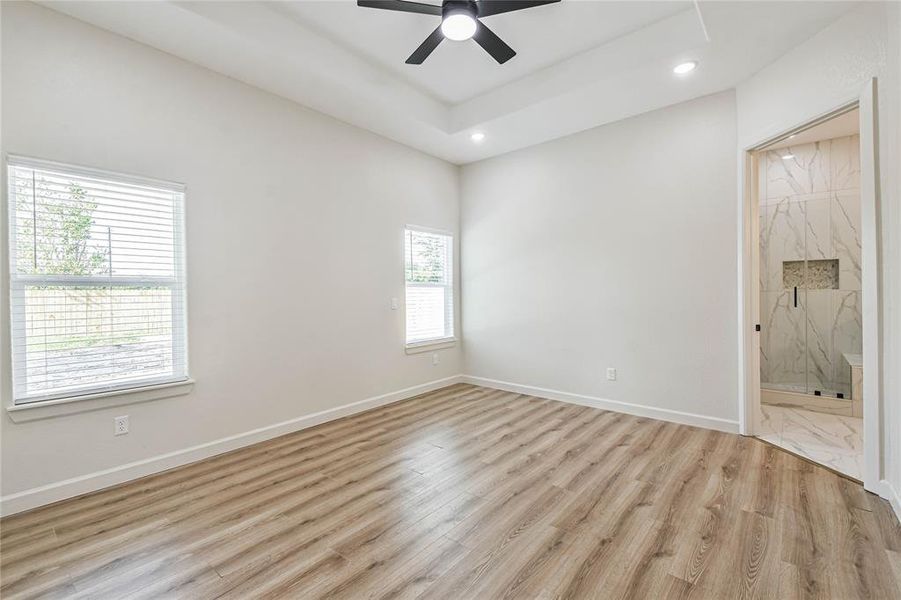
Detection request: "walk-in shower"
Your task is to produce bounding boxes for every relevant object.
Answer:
[758,125,862,415]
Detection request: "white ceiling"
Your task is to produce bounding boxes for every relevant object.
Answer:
[279,1,689,104]
[40,1,855,164]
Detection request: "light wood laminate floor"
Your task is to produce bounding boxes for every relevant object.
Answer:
[1,384,899,599]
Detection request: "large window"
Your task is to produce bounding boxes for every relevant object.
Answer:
[7,157,188,404]
[404,227,454,347]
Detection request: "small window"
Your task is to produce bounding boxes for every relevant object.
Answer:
[404,227,454,347]
[7,157,188,404]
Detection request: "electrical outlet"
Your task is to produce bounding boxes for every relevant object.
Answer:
[114,415,129,436]
[390,297,398,310]
[432,353,440,366]
[606,368,617,381]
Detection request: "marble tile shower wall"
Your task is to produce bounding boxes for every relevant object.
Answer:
[759,135,861,396]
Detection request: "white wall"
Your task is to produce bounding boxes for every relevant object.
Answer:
[461,91,739,429]
[0,2,462,511]
[736,2,901,512]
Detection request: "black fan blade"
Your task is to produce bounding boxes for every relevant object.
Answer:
[477,0,560,18]
[473,21,516,64]
[358,0,441,16]
[406,26,444,64]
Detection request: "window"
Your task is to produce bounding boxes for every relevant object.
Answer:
[7,157,188,404]
[404,227,454,347]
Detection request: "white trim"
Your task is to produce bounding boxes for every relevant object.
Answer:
[6,154,185,193]
[738,96,863,438]
[405,337,457,354]
[858,79,882,494]
[403,223,454,237]
[738,85,888,499]
[461,375,740,434]
[691,0,710,43]
[879,479,901,523]
[0,375,463,516]
[172,162,190,386]
[6,378,194,422]
[738,148,760,436]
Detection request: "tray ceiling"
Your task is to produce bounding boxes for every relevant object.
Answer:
[39,1,854,164]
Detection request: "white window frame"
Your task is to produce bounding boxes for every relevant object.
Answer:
[404,225,455,352]
[6,156,190,408]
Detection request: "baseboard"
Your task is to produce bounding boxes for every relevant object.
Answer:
[461,375,740,434]
[0,375,464,517]
[879,479,901,523]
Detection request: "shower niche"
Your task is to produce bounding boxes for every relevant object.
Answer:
[782,259,838,289]
[759,134,862,402]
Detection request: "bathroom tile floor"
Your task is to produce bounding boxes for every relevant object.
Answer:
[758,404,863,480]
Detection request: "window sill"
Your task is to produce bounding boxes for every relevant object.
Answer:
[405,337,457,354]
[6,379,195,423]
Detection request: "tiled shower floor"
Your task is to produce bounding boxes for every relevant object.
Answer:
[758,404,863,480]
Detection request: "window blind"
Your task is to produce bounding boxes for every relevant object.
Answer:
[7,157,188,404]
[404,228,453,345]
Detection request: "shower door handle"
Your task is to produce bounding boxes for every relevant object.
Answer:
[794,286,798,308]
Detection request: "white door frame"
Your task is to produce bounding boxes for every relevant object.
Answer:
[738,78,882,494]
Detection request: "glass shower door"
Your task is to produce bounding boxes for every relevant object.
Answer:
[803,195,836,397]
[760,195,808,394]
[760,135,863,402]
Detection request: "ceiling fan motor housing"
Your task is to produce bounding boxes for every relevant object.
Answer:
[356,0,561,64]
[442,0,478,21]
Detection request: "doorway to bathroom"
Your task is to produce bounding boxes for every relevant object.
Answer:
[751,107,864,480]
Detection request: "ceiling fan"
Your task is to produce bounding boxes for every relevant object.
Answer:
[357,0,561,65]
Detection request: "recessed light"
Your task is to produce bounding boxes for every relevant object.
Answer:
[782,154,795,160]
[470,132,485,143]
[673,61,697,75]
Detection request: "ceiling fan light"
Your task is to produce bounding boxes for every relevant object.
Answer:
[441,13,477,41]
